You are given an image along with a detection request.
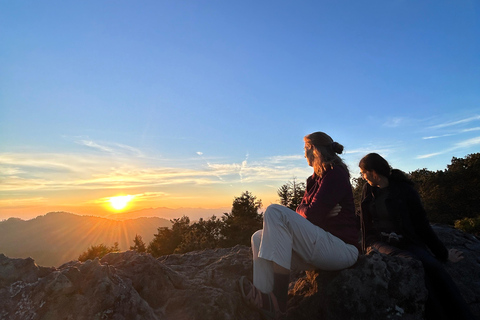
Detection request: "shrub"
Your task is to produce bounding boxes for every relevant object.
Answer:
[454,216,480,236]
[78,242,120,262]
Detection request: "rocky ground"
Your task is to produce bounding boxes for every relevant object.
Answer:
[0,225,478,320]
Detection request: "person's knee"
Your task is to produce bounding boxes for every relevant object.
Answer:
[251,229,263,247]
[264,204,284,220]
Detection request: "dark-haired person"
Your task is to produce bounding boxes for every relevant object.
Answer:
[238,132,360,319]
[358,153,476,320]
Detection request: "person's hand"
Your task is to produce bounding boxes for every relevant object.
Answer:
[328,204,342,217]
[448,248,464,263]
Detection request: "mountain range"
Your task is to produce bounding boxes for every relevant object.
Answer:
[105,206,230,221]
[0,211,171,267]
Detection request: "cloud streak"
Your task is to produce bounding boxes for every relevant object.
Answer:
[383,117,406,128]
[422,127,480,140]
[0,149,311,194]
[417,136,480,159]
[427,115,480,130]
[415,114,480,159]
[76,139,145,157]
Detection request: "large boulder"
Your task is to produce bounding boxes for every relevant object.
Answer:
[0,225,478,320]
[289,253,427,319]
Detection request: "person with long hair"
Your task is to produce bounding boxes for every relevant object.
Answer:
[238,132,360,319]
[358,153,476,320]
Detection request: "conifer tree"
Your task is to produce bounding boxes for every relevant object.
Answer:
[130,234,147,253]
[277,178,305,210]
[221,191,263,247]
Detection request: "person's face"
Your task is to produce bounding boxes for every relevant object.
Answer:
[304,144,314,167]
[360,168,379,187]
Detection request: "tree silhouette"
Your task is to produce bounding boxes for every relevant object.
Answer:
[176,215,225,253]
[221,191,263,247]
[351,176,366,214]
[148,216,190,257]
[78,242,120,262]
[277,178,305,210]
[410,153,480,224]
[130,234,147,253]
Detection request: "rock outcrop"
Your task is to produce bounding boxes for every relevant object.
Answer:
[0,225,478,320]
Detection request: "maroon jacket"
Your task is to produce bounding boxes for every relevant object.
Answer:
[296,166,360,250]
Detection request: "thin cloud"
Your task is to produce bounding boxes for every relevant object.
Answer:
[196,151,224,181]
[0,153,91,173]
[416,136,480,159]
[344,146,395,156]
[77,140,115,153]
[416,152,443,159]
[114,143,144,157]
[0,166,25,175]
[239,153,249,183]
[76,139,144,157]
[462,127,480,133]
[267,155,304,163]
[422,134,455,140]
[427,115,480,130]
[455,136,480,148]
[383,117,406,128]
[422,127,480,140]
[0,150,312,194]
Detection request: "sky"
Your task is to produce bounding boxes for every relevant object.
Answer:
[1,1,479,221]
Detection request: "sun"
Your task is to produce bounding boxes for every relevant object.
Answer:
[109,195,134,211]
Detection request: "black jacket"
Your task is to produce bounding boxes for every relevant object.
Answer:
[359,175,448,261]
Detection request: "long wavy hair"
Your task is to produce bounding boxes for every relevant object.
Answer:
[359,153,412,184]
[304,132,349,178]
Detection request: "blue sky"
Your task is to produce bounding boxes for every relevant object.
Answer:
[1,1,479,220]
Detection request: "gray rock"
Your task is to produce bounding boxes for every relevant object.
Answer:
[288,253,427,320]
[0,225,478,320]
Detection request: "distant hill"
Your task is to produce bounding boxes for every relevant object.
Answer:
[107,207,230,221]
[0,212,171,267]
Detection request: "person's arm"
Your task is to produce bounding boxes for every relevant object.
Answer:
[360,184,378,248]
[406,186,449,261]
[296,168,347,227]
[297,175,316,208]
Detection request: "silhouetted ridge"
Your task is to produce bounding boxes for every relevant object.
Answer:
[0,212,171,266]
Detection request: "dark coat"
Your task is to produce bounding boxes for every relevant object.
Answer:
[359,175,448,261]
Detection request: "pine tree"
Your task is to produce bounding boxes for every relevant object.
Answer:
[221,191,263,247]
[130,234,147,253]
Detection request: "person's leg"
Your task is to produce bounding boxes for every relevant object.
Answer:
[248,224,290,315]
[251,230,274,292]
[272,263,289,313]
[370,242,475,320]
[247,204,317,314]
[252,204,303,313]
[407,245,476,320]
[247,204,358,315]
[258,204,358,272]
[369,242,447,320]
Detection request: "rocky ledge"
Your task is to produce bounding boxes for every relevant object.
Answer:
[0,225,479,320]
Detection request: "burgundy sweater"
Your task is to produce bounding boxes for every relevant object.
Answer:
[296,166,360,250]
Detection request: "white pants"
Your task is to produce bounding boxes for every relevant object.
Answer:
[252,204,358,293]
